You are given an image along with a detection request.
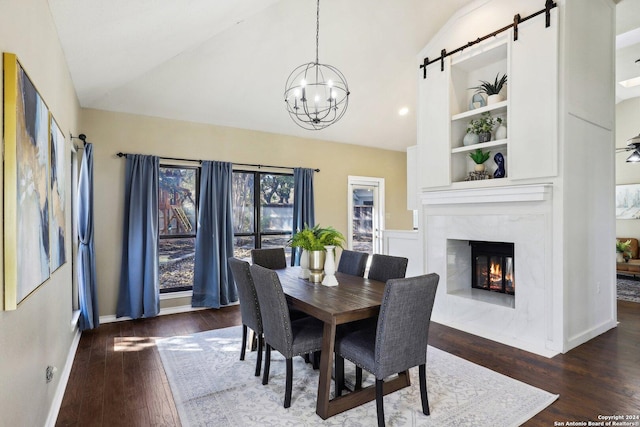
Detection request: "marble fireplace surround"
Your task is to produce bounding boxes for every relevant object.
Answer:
[421,184,558,357]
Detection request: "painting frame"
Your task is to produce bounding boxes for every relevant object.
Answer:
[50,115,67,272]
[615,184,640,220]
[3,52,51,310]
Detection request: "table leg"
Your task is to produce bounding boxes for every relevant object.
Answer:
[316,320,336,419]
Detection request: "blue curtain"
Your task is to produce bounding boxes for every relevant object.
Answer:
[116,155,160,319]
[291,168,316,266]
[192,161,237,308]
[77,143,99,331]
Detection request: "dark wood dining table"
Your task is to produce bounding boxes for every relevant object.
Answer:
[275,267,411,419]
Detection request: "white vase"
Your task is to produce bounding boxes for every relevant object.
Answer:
[487,94,504,105]
[321,246,338,286]
[617,252,624,263]
[474,163,485,172]
[299,248,310,279]
[463,132,479,146]
[495,124,507,140]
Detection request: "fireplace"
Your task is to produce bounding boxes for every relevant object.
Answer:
[470,241,514,295]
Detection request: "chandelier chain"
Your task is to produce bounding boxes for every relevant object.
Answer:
[315,0,320,64]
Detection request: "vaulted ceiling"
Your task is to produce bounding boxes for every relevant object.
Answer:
[48,0,640,151]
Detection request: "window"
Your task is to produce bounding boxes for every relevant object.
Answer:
[158,165,198,293]
[232,171,294,262]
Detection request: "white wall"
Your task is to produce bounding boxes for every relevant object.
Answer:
[0,0,82,425]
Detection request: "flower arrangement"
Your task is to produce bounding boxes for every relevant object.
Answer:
[616,239,632,258]
[467,112,501,135]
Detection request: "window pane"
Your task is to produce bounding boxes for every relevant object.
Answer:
[232,172,255,234]
[260,174,294,233]
[234,236,255,261]
[159,237,195,292]
[159,166,197,237]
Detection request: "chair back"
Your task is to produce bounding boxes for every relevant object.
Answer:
[374,273,439,378]
[251,248,287,269]
[249,264,293,353]
[228,258,262,334]
[367,254,408,283]
[337,250,369,277]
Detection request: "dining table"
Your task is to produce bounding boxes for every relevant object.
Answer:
[275,267,411,419]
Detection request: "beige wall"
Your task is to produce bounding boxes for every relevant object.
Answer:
[80,108,413,316]
[0,0,81,425]
[615,97,640,238]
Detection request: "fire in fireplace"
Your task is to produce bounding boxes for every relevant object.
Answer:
[470,241,514,295]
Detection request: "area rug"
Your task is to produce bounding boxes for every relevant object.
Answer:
[157,326,558,427]
[617,278,640,303]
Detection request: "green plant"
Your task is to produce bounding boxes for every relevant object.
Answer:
[470,73,507,96]
[616,239,632,257]
[289,224,345,251]
[467,112,500,135]
[469,148,491,164]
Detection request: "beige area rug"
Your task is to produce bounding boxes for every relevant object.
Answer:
[157,326,558,427]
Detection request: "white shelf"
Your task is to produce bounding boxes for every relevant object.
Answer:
[451,100,508,121]
[451,139,508,154]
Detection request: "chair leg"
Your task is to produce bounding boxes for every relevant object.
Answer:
[240,325,247,361]
[262,344,271,385]
[254,334,263,377]
[284,358,293,408]
[335,355,345,397]
[419,364,430,415]
[375,378,385,427]
[355,366,363,390]
[312,351,321,369]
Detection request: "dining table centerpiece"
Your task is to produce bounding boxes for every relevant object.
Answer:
[289,224,346,284]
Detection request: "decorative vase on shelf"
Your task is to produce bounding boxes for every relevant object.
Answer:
[469,93,486,110]
[298,248,310,279]
[474,163,486,172]
[487,94,504,105]
[321,246,338,286]
[308,250,325,283]
[463,132,479,146]
[494,152,505,178]
[495,123,507,140]
[478,132,492,143]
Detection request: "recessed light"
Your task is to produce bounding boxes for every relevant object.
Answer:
[619,76,640,88]
[398,107,409,116]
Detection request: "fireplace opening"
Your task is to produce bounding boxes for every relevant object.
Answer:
[470,241,514,295]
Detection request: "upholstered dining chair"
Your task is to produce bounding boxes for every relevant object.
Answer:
[334,273,439,427]
[251,247,287,270]
[337,250,369,277]
[249,264,325,408]
[367,254,408,283]
[228,257,264,377]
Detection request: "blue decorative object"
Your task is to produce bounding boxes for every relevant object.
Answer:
[469,93,486,110]
[494,152,505,178]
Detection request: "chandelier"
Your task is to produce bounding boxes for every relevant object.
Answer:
[284,0,350,130]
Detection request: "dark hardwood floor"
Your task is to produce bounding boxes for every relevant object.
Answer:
[56,301,640,426]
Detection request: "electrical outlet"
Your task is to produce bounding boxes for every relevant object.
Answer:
[46,366,57,383]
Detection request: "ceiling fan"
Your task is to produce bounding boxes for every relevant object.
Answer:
[617,132,640,162]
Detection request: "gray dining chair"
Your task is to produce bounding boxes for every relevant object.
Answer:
[334,273,439,427]
[228,257,263,377]
[249,264,325,408]
[367,254,408,283]
[251,247,287,270]
[337,250,369,277]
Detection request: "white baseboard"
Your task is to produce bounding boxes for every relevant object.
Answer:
[45,327,82,427]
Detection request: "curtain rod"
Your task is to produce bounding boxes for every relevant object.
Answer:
[115,152,320,172]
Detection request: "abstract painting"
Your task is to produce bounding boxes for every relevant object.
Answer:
[3,53,50,309]
[50,116,66,271]
[616,184,640,220]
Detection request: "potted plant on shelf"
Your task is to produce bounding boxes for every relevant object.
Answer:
[469,148,491,172]
[616,239,632,263]
[467,112,498,143]
[470,72,507,105]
